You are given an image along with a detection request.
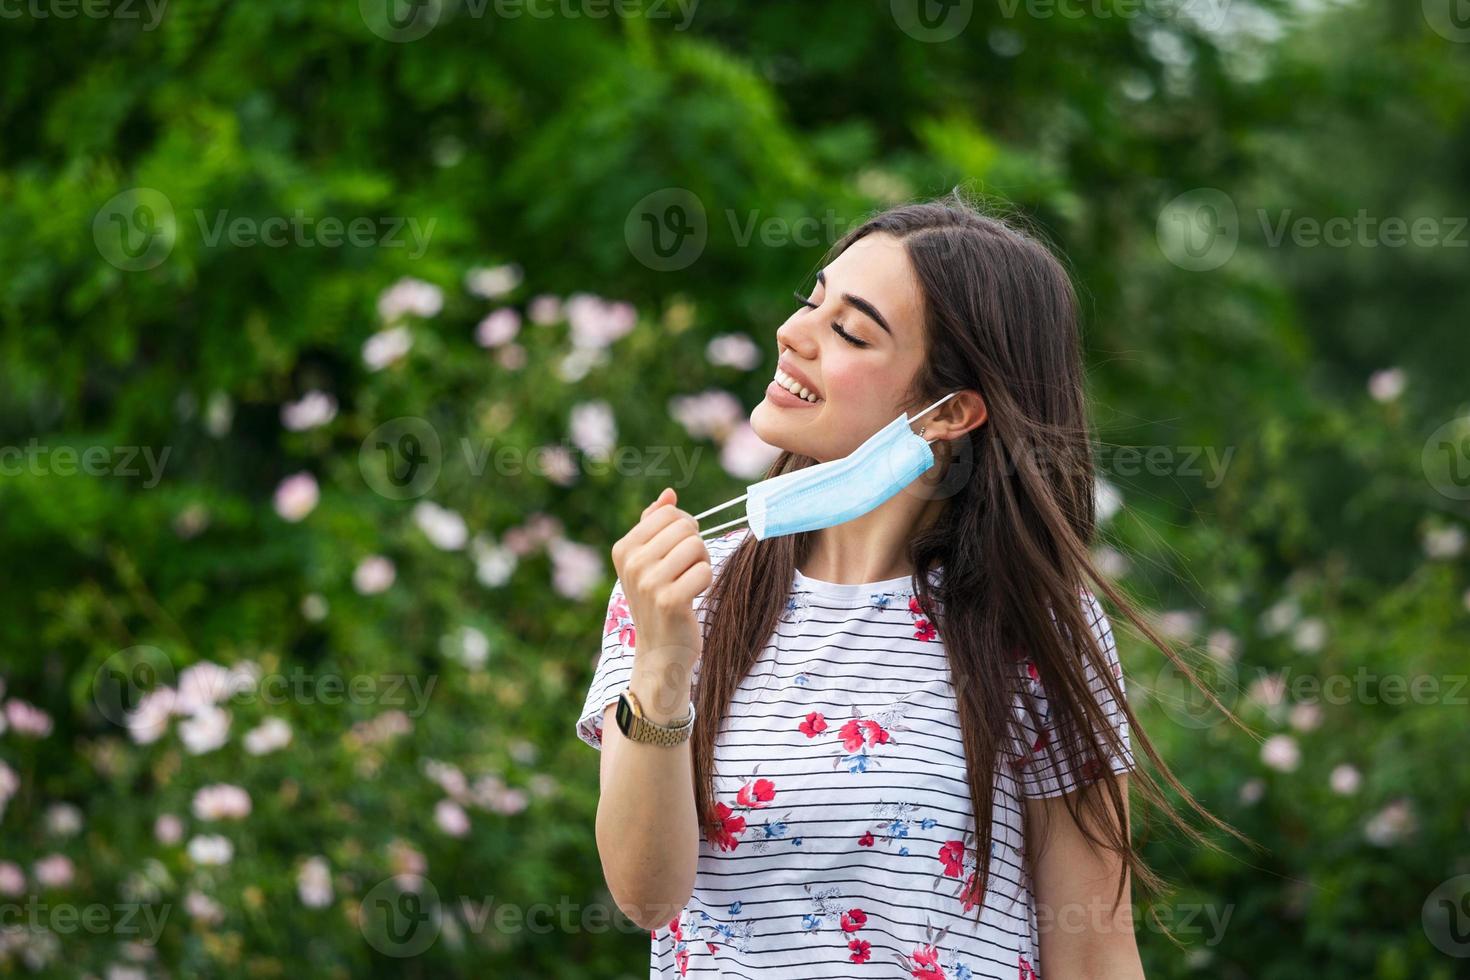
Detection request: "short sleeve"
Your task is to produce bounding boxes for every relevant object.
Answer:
[573,527,748,752]
[574,577,641,751]
[1009,589,1135,798]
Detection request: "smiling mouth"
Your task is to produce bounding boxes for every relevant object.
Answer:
[773,367,822,403]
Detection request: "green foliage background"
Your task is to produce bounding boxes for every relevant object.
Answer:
[0,0,1468,977]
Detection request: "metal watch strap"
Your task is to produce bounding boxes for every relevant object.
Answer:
[616,687,696,746]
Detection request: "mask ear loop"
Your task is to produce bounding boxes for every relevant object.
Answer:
[694,391,960,538]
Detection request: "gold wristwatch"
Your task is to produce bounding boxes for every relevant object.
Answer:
[615,686,696,747]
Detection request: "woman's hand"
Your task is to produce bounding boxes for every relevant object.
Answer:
[610,487,713,674]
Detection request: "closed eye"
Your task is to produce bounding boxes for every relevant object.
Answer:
[792,290,870,349]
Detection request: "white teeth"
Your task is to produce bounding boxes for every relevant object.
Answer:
[774,369,821,403]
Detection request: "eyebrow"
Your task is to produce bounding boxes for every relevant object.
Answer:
[816,269,892,336]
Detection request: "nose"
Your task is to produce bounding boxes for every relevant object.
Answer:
[775,317,818,361]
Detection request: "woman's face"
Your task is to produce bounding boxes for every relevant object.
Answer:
[751,232,929,461]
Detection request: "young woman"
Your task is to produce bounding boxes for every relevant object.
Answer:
[576,194,1249,979]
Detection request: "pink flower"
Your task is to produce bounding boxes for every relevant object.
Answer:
[273,472,320,522]
[280,391,338,432]
[1329,764,1361,795]
[527,294,562,324]
[0,862,24,896]
[474,308,521,347]
[548,537,603,601]
[434,799,471,837]
[465,264,522,300]
[192,784,252,821]
[353,555,396,595]
[377,277,443,322]
[33,854,74,889]
[362,325,414,370]
[719,423,781,480]
[1261,734,1300,773]
[5,699,53,738]
[297,856,333,908]
[155,813,184,845]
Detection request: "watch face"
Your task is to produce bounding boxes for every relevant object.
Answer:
[615,691,635,735]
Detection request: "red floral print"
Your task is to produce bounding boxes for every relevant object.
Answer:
[839,718,891,752]
[909,943,945,980]
[840,908,867,932]
[858,831,875,847]
[1020,953,1040,979]
[708,801,747,851]
[908,595,939,641]
[848,938,872,963]
[798,711,828,738]
[736,778,776,808]
[605,592,636,648]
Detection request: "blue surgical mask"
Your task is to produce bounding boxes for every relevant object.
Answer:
[695,391,960,540]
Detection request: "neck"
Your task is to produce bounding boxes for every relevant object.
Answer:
[797,491,946,585]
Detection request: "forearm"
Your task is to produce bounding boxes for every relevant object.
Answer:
[594,653,700,931]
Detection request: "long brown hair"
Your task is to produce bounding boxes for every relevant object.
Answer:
[693,189,1260,940]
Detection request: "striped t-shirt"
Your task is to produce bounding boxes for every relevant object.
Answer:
[575,526,1134,980]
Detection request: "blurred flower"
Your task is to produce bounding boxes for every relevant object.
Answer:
[1095,478,1123,524]
[0,862,23,896]
[107,965,148,980]
[1364,798,1417,846]
[173,502,210,539]
[187,835,234,866]
[193,784,251,821]
[1329,763,1361,795]
[1206,629,1238,663]
[465,264,523,299]
[496,342,528,370]
[184,888,226,923]
[1421,524,1466,560]
[565,293,636,349]
[706,333,761,370]
[1366,367,1405,403]
[669,389,744,441]
[556,345,606,382]
[126,688,175,745]
[348,710,413,747]
[1091,545,1130,579]
[423,759,469,800]
[440,626,490,670]
[154,813,184,846]
[468,773,527,814]
[528,773,558,799]
[44,803,82,838]
[548,537,603,601]
[281,391,338,432]
[538,445,579,487]
[301,592,329,622]
[353,555,396,595]
[297,856,333,909]
[1257,596,1300,637]
[475,308,521,348]
[1238,778,1264,805]
[412,501,468,551]
[1290,617,1327,654]
[527,294,561,324]
[0,762,16,821]
[434,799,471,837]
[1260,734,1300,772]
[509,738,537,764]
[176,661,245,715]
[33,854,74,889]
[362,325,413,371]
[1288,702,1323,732]
[377,277,443,322]
[524,513,564,546]
[204,390,233,438]
[570,400,617,459]
[470,536,516,588]
[243,717,292,756]
[178,705,231,755]
[387,839,427,878]
[5,699,52,738]
[720,422,781,480]
[273,472,320,522]
[1156,610,1201,641]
